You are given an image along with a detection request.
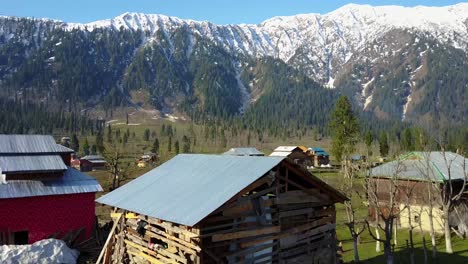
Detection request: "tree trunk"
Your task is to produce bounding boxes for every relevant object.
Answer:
[423,236,428,264]
[384,241,394,264]
[376,227,381,252]
[353,235,360,263]
[444,207,454,253]
[428,208,437,259]
[408,206,415,264]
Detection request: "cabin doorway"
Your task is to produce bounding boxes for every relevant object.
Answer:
[13,230,28,244]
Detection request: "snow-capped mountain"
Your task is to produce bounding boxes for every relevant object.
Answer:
[64,4,468,84]
[0,3,466,125]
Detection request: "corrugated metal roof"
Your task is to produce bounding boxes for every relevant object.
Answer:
[370,152,467,182]
[0,135,73,154]
[274,146,300,152]
[0,155,67,173]
[223,147,264,156]
[269,151,291,157]
[81,155,105,161]
[0,167,103,199]
[96,154,284,227]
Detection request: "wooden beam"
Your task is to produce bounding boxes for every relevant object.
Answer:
[96,214,121,264]
[212,226,280,242]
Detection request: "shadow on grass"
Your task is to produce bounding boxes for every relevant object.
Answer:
[348,248,468,264]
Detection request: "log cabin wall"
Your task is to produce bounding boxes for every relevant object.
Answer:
[198,163,337,264]
[103,161,341,264]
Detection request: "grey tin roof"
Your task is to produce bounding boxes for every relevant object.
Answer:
[81,155,105,161]
[0,135,73,154]
[222,147,264,156]
[96,154,284,226]
[370,152,467,182]
[0,155,67,173]
[0,167,103,199]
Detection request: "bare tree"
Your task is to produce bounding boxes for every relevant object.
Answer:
[340,160,366,263]
[365,158,406,264]
[438,148,467,253]
[104,143,130,191]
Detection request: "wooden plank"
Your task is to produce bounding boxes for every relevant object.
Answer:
[279,205,334,218]
[223,198,274,216]
[127,249,165,264]
[127,219,202,252]
[240,216,333,248]
[212,226,280,242]
[125,239,184,264]
[126,227,199,256]
[96,214,121,264]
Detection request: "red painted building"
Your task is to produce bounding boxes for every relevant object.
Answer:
[0,135,102,244]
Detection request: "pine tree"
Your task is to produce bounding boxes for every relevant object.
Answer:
[107,124,112,143]
[379,132,389,157]
[96,131,105,154]
[329,96,360,162]
[168,136,172,152]
[174,140,180,154]
[182,135,190,153]
[365,131,373,156]
[70,134,80,152]
[152,138,160,153]
[144,128,150,141]
[82,138,90,155]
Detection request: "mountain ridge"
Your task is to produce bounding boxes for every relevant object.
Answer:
[0,3,466,128]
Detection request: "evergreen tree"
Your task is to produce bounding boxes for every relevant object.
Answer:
[69,134,79,152]
[182,135,190,153]
[107,125,112,143]
[168,136,172,152]
[152,138,160,154]
[144,128,150,141]
[96,131,105,154]
[402,128,414,151]
[82,138,90,155]
[379,132,389,157]
[174,140,180,154]
[365,131,373,156]
[91,144,97,155]
[329,96,360,162]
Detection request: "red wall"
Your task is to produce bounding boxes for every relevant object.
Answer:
[0,193,96,244]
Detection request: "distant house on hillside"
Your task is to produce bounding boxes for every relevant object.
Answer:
[309,147,330,166]
[80,155,107,172]
[0,135,102,244]
[96,154,346,263]
[269,146,311,166]
[222,147,264,156]
[368,151,468,235]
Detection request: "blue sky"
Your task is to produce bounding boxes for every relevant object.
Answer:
[1,0,465,24]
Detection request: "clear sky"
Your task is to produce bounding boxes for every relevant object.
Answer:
[1,0,465,24]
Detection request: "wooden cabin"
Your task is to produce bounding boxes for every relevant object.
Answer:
[269,146,312,167]
[96,154,346,264]
[368,152,468,235]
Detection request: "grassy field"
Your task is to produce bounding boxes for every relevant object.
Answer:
[82,122,468,263]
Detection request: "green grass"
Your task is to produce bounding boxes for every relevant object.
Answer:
[81,121,468,262]
[315,172,468,263]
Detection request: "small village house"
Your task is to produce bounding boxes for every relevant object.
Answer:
[309,147,330,167]
[368,151,468,235]
[80,155,107,172]
[223,147,264,156]
[269,146,311,167]
[0,135,102,244]
[96,154,346,263]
